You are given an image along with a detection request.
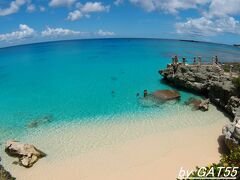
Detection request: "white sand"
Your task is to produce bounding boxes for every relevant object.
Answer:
[2,105,229,180]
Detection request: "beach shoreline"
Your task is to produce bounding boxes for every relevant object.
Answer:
[3,105,229,180]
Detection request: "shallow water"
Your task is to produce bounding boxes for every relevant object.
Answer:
[0,38,239,143]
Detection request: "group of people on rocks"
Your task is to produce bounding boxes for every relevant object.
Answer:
[171,55,220,66]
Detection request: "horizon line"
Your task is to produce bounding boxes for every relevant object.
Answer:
[0,37,236,50]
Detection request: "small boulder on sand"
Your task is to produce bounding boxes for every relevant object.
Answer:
[5,141,46,168]
[184,97,209,111]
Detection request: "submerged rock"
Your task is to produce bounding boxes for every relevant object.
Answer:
[138,90,180,107]
[151,90,180,101]
[5,141,46,168]
[27,115,53,128]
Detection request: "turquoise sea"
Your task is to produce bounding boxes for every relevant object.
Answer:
[0,38,240,144]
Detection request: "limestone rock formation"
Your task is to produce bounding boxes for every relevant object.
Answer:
[160,64,239,116]
[222,118,240,150]
[5,141,46,168]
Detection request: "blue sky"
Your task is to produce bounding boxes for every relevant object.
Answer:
[0,0,240,47]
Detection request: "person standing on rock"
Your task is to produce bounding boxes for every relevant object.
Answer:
[182,57,186,65]
[230,65,233,77]
[174,55,178,64]
[144,90,148,97]
[215,56,219,64]
[212,56,215,65]
[193,57,196,65]
[172,57,175,65]
[198,56,202,66]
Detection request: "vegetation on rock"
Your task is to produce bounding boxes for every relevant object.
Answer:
[189,147,240,179]
[232,76,240,91]
[0,164,15,180]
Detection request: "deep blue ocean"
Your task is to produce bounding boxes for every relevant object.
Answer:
[0,38,239,141]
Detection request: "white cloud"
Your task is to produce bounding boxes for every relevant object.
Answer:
[49,0,76,7]
[174,0,240,37]
[0,0,27,16]
[27,4,36,13]
[208,0,240,18]
[67,2,110,21]
[81,2,110,13]
[96,29,115,36]
[114,0,124,6]
[41,27,86,37]
[0,24,35,42]
[39,6,46,12]
[129,0,210,14]
[176,16,240,36]
[67,10,83,21]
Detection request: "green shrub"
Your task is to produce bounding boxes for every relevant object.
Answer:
[232,76,240,90]
[187,147,240,179]
[223,64,240,73]
[221,146,240,167]
[223,64,230,72]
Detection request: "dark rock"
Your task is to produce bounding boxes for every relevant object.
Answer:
[138,90,180,107]
[0,157,15,180]
[5,141,46,168]
[0,164,15,180]
[27,115,53,128]
[151,90,180,101]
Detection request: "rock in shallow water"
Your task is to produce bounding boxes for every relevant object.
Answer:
[138,90,180,107]
[27,115,53,128]
[5,141,46,168]
[152,90,180,101]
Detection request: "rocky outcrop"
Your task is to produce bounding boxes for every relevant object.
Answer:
[225,96,240,118]
[222,118,240,150]
[0,160,15,180]
[160,64,240,150]
[5,141,46,168]
[160,64,239,116]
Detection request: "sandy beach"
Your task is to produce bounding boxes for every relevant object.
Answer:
[2,105,229,180]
